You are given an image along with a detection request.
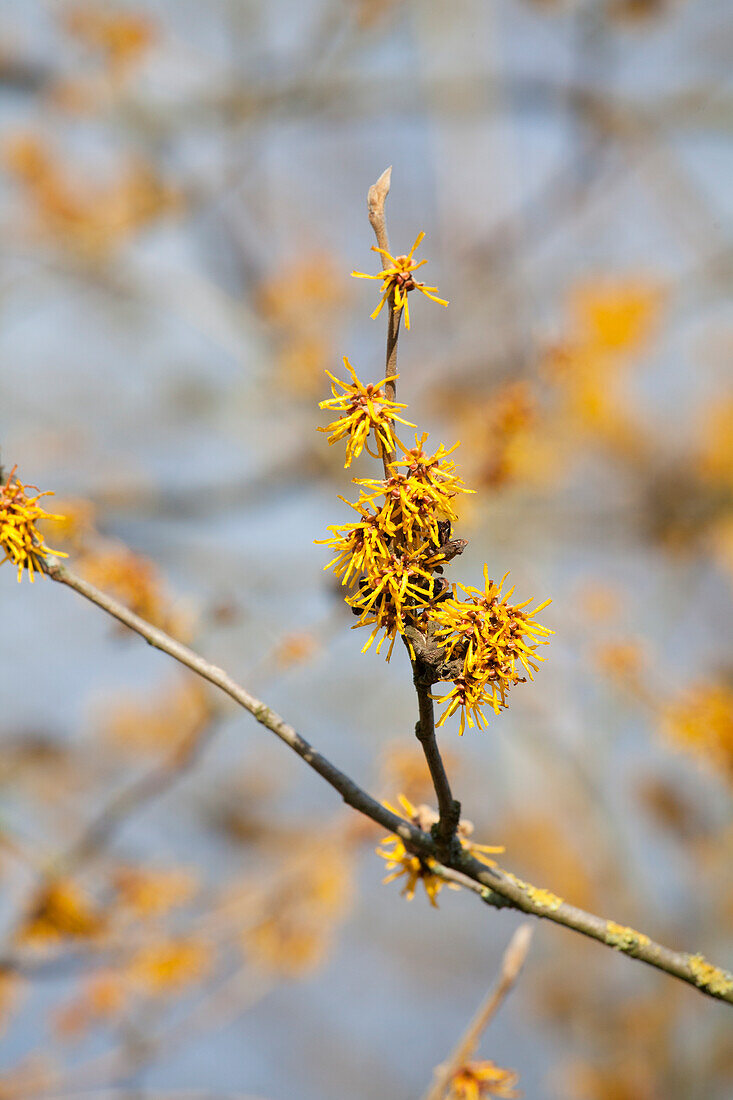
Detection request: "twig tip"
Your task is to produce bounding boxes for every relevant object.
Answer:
[502,923,533,983]
[368,167,392,220]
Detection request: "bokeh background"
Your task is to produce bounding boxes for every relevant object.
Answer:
[0,1,731,1098]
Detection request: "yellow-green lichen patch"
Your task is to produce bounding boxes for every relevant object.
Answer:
[524,883,564,911]
[688,954,733,996]
[605,921,651,953]
[504,872,563,911]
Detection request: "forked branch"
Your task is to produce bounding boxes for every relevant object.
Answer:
[41,555,733,1007]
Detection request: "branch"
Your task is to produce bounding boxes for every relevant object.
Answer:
[5,961,274,1098]
[454,848,733,1006]
[39,556,733,1006]
[424,924,532,1100]
[413,666,461,858]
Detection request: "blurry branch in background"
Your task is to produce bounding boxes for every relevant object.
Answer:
[424,924,532,1100]
[60,706,222,871]
[38,554,733,1006]
[100,75,733,135]
[3,961,274,1099]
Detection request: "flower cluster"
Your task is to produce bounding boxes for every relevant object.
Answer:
[319,228,551,725]
[318,362,473,658]
[351,231,448,330]
[376,795,503,906]
[0,466,66,582]
[430,567,552,735]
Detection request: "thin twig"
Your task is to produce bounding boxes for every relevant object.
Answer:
[4,962,274,1099]
[423,925,533,1100]
[367,165,402,471]
[38,561,733,1006]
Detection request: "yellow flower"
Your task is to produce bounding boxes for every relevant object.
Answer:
[661,680,733,785]
[112,865,197,918]
[571,278,662,355]
[242,840,354,978]
[101,675,212,756]
[456,817,505,868]
[38,495,96,550]
[62,5,153,75]
[316,500,394,586]
[318,456,466,659]
[377,795,444,901]
[352,231,448,330]
[447,1060,521,1100]
[431,567,552,734]
[0,467,67,581]
[376,796,503,906]
[127,937,211,996]
[17,879,105,944]
[318,357,415,467]
[77,541,191,638]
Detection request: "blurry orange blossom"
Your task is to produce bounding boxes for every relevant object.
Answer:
[100,676,212,756]
[127,937,211,996]
[661,680,733,784]
[17,879,105,945]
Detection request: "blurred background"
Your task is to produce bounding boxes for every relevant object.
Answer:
[0,1,731,1097]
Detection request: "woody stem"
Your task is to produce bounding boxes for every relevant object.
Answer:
[414,664,461,858]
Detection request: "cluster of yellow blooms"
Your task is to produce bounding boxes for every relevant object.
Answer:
[318,426,476,661]
[318,232,552,725]
[0,467,66,581]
